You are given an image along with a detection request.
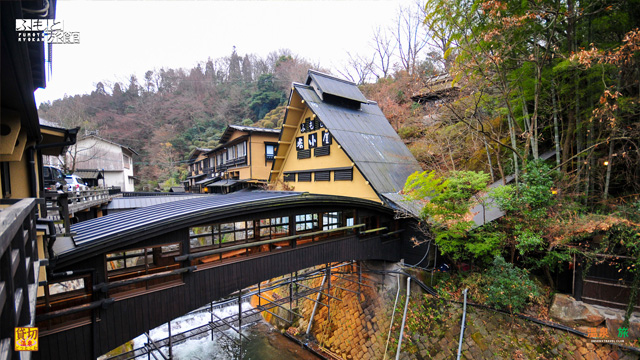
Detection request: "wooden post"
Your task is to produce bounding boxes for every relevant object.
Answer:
[168,320,172,359]
[289,272,293,322]
[210,301,214,341]
[327,263,331,324]
[58,192,71,236]
[238,291,242,335]
[358,261,362,302]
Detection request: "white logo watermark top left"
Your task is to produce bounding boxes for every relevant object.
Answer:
[16,19,79,44]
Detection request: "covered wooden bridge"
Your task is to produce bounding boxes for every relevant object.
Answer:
[34,190,420,359]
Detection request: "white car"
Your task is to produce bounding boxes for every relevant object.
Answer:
[65,175,89,192]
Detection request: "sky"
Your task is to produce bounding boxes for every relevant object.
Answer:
[35,0,407,106]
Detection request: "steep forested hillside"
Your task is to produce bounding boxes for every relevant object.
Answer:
[39,49,320,189]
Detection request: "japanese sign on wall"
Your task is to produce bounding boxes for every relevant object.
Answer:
[15,327,38,351]
[308,133,317,148]
[322,131,331,146]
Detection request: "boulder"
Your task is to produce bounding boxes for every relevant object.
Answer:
[549,294,605,327]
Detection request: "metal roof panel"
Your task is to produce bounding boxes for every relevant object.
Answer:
[306,70,368,103]
[295,85,421,195]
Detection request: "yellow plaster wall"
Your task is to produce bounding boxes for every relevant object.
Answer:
[218,131,278,181]
[273,102,381,203]
[37,231,47,297]
[249,132,278,180]
[6,149,32,199]
[226,131,246,143]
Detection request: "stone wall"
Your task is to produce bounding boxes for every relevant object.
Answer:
[256,263,639,360]
[294,263,396,360]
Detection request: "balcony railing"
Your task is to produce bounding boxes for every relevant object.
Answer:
[0,199,40,356]
[223,156,247,168]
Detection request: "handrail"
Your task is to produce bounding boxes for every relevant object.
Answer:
[175,224,366,262]
[35,298,114,323]
[93,266,196,292]
[0,198,36,254]
[359,226,388,235]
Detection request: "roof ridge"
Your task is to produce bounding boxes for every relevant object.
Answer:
[307,69,357,86]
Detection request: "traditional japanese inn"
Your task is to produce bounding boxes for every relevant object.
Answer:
[1,66,430,360]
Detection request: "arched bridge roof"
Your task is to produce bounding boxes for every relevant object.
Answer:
[56,190,393,266]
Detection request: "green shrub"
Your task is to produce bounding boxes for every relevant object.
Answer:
[485,256,540,314]
[398,125,423,139]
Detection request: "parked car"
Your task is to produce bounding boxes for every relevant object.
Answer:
[43,165,67,191]
[65,175,89,192]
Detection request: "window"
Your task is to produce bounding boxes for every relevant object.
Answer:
[314,146,330,157]
[297,150,311,159]
[323,212,341,230]
[283,172,295,182]
[345,210,355,227]
[48,277,86,296]
[296,213,318,232]
[298,172,311,182]
[315,171,330,181]
[266,144,277,160]
[334,168,353,181]
[190,225,215,249]
[123,154,131,169]
[104,243,182,297]
[189,220,255,251]
[1,162,11,197]
[106,248,153,272]
[258,217,289,238]
[236,142,246,158]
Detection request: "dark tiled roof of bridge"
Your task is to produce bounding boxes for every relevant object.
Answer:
[58,191,391,266]
[294,77,421,195]
[105,194,210,210]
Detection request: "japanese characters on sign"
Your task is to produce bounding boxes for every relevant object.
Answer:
[322,131,331,146]
[15,327,38,351]
[585,326,633,344]
[300,118,322,134]
[308,133,317,148]
[297,117,329,153]
[15,19,80,44]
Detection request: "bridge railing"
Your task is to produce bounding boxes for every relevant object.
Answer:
[44,189,119,235]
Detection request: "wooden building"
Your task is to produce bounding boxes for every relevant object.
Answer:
[68,135,138,192]
[1,1,79,358]
[410,74,460,127]
[186,126,280,194]
[185,148,211,193]
[270,70,421,205]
